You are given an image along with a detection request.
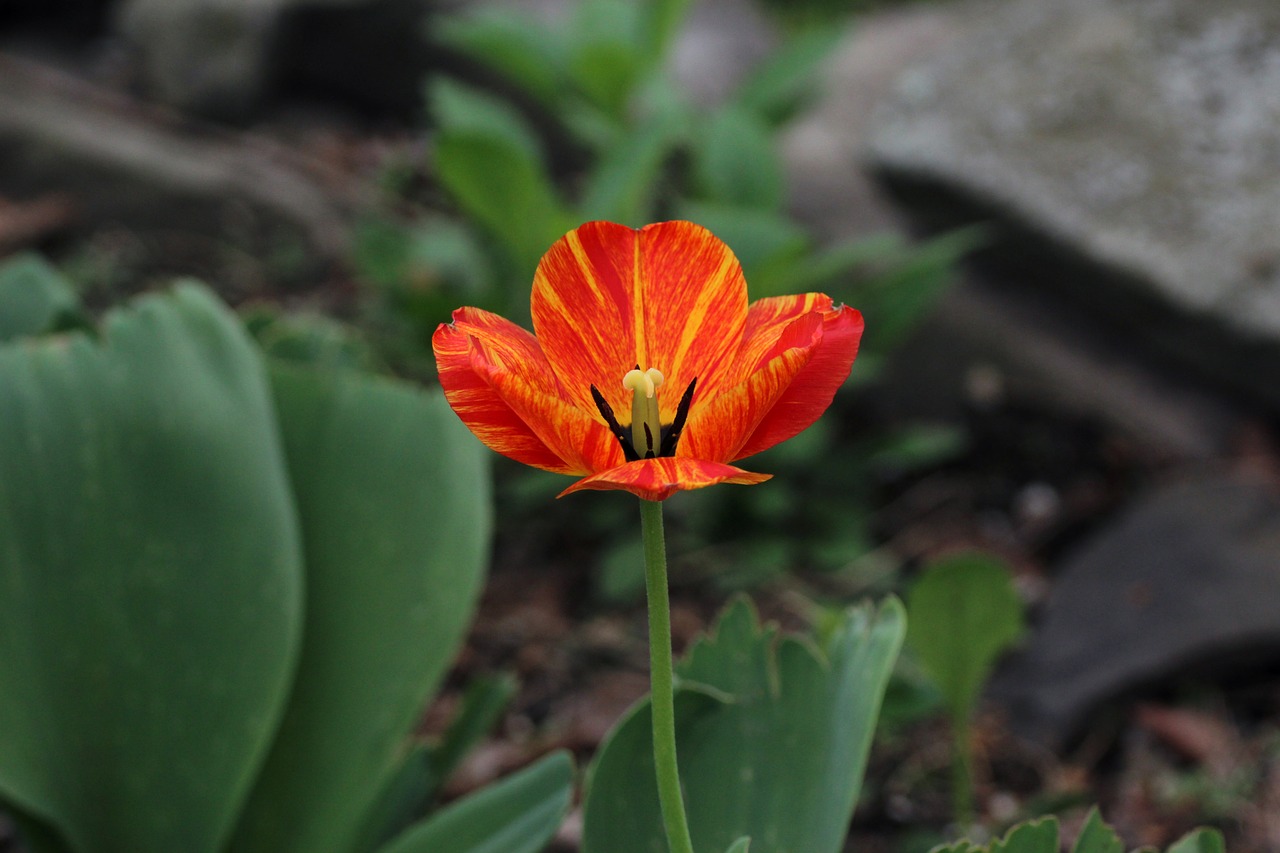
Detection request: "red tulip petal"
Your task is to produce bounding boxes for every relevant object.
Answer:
[531,221,748,423]
[433,309,578,473]
[470,337,624,476]
[739,293,835,371]
[558,456,771,502]
[733,303,864,460]
[433,307,618,475]
[681,311,825,463]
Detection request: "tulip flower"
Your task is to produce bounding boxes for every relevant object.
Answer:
[432,220,863,502]
[434,220,864,853]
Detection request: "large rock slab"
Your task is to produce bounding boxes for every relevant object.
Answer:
[990,473,1280,746]
[865,0,1280,412]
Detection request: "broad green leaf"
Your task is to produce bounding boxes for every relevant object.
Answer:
[434,12,563,106]
[350,745,435,853]
[582,597,905,853]
[243,307,379,372]
[990,817,1059,853]
[906,553,1023,722]
[428,78,543,161]
[928,814,1220,853]
[357,674,522,853]
[725,838,752,853]
[376,752,574,853]
[693,106,784,209]
[1071,808,1124,853]
[228,366,492,853]
[1165,828,1226,853]
[0,253,80,342]
[0,285,303,853]
[929,842,980,853]
[434,131,574,273]
[733,28,843,126]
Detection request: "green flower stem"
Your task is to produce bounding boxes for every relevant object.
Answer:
[640,498,695,853]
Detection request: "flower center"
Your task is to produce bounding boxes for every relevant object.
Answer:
[623,367,665,458]
[590,368,698,462]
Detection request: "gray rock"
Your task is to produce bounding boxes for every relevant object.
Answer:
[874,276,1242,459]
[864,0,1280,412]
[114,0,283,119]
[112,0,436,120]
[990,473,1280,746]
[0,54,361,280]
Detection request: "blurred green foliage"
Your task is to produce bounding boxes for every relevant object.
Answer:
[928,809,1224,853]
[907,554,1025,828]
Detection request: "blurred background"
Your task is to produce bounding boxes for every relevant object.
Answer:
[3,0,1280,849]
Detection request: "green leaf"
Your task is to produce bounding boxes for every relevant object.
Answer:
[433,13,563,106]
[864,425,967,474]
[733,28,843,126]
[0,284,304,853]
[1165,828,1226,853]
[376,752,574,853]
[349,744,435,853]
[434,131,574,273]
[693,106,784,209]
[672,201,810,292]
[582,597,905,853]
[928,814,1220,853]
[227,365,492,853]
[906,553,1023,723]
[1071,808,1124,853]
[990,816,1059,853]
[725,839,752,853]
[596,537,647,603]
[428,675,519,793]
[428,78,543,161]
[243,307,380,372]
[579,114,682,225]
[564,0,646,116]
[0,253,80,342]
[850,227,983,359]
[640,0,693,64]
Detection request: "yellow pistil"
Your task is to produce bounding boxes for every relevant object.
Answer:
[623,367,665,458]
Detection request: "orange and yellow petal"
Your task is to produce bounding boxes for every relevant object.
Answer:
[680,312,825,463]
[557,456,771,502]
[734,304,864,460]
[531,221,748,422]
[433,312,577,474]
[737,293,834,373]
[470,338,624,475]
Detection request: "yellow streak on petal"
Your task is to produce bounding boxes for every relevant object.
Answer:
[633,231,646,369]
[669,250,738,388]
